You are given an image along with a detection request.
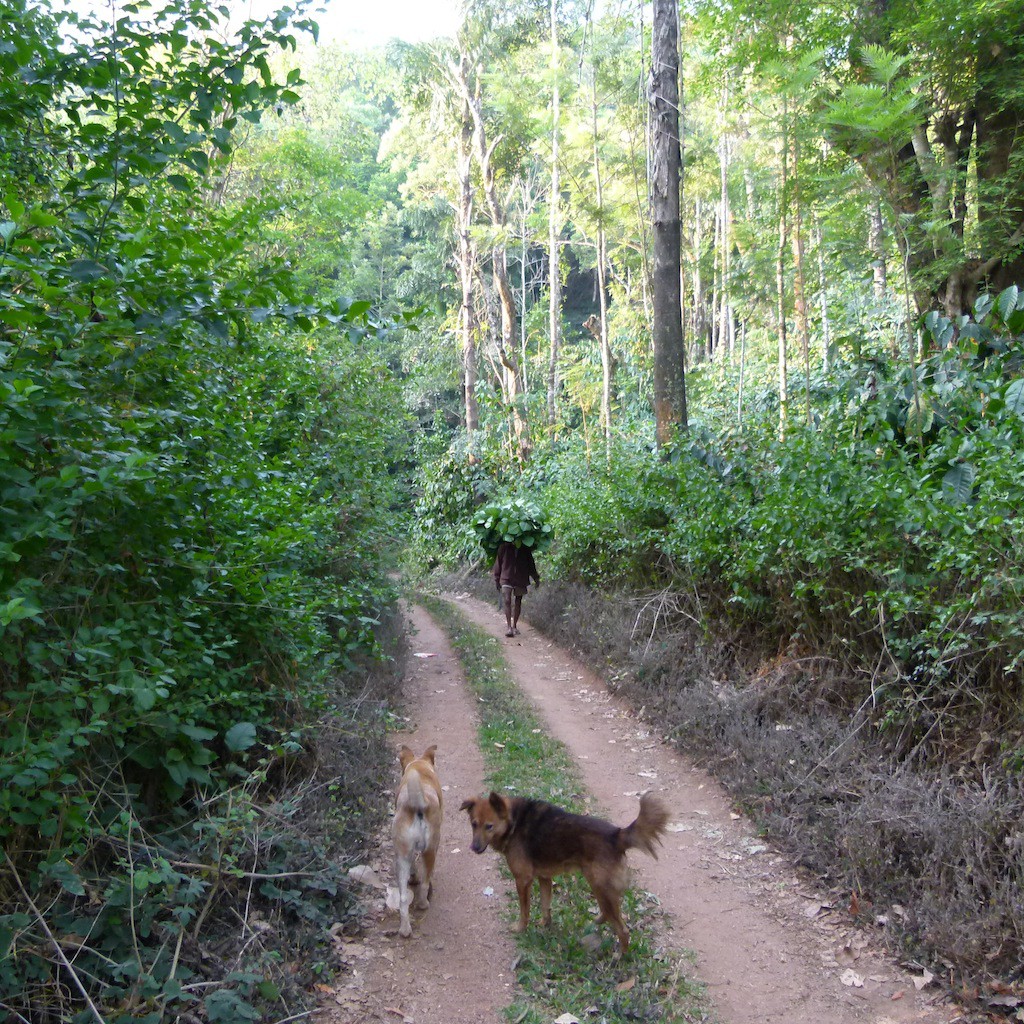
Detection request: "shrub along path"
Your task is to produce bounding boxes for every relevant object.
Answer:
[320,595,966,1024]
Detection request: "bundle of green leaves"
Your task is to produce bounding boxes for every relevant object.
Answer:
[472,499,553,557]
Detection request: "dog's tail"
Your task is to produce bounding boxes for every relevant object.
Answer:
[620,793,670,859]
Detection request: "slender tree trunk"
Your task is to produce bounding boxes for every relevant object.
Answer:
[711,184,721,359]
[718,115,732,363]
[814,215,832,372]
[869,196,886,299]
[790,134,811,427]
[455,75,478,453]
[776,98,789,441]
[547,0,561,427]
[692,196,706,362]
[520,184,529,392]
[650,0,687,444]
[591,77,613,447]
[737,319,747,425]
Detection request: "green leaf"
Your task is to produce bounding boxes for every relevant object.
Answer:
[225,722,257,752]
[904,398,933,440]
[1,597,43,626]
[204,989,261,1023]
[44,860,86,896]
[1005,379,1024,418]
[941,463,975,506]
[66,259,110,283]
[995,285,1020,324]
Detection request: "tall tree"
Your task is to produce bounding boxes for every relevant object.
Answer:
[450,49,531,459]
[455,60,481,450]
[649,0,687,443]
[547,0,561,427]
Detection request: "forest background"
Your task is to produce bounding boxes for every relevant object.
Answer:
[2,0,1023,1020]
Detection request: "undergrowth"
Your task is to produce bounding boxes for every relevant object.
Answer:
[523,578,1024,1003]
[419,594,708,1024]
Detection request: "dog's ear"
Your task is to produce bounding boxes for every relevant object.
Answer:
[487,791,509,817]
[399,745,415,769]
[459,797,476,814]
[421,744,437,764]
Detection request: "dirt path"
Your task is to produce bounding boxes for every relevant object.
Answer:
[319,595,963,1024]
[318,602,515,1024]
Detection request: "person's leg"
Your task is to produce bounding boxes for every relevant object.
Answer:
[512,594,523,632]
[502,586,514,636]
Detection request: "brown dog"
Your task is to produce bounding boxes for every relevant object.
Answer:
[392,745,443,938]
[459,791,669,953]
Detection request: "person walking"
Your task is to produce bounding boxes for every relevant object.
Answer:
[492,541,540,638]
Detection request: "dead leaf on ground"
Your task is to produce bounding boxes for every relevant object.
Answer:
[912,969,935,991]
[988,994,1024,1008]
[348,864,384,888]
[553,1015,582,1024]
[840,969,865,988]
[616,977,636,993]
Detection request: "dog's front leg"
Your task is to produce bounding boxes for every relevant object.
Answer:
[513,874,532,933]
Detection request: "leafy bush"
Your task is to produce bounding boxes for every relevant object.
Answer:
[0,2,408,1018]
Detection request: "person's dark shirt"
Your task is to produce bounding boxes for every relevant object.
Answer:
[492,542,540,590]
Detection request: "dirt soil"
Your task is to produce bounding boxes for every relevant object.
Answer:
[317,595,966,1024]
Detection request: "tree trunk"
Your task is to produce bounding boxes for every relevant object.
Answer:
[790,133,811,427]
[591,76,613,447]
[649,0,687,444]
[868,197,886,299]
[718,115,732,362]
[547,0,561,428]
[692,196,707,362]
[814,215,832,372]
[455,74,479,452]
[711,186,721,359]
[519,182,529,393]
[777,97,789,440]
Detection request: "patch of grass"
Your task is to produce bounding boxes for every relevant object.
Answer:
[420,595,709,1024]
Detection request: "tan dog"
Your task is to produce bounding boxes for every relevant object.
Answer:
[460,791,668,954]
[392,745,443,938]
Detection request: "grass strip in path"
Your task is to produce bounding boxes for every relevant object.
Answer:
[420,595,708,1024]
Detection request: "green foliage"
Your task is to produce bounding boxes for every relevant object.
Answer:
[405,425,516,571]
[471,498,552,557]
[1,0,408,1017]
